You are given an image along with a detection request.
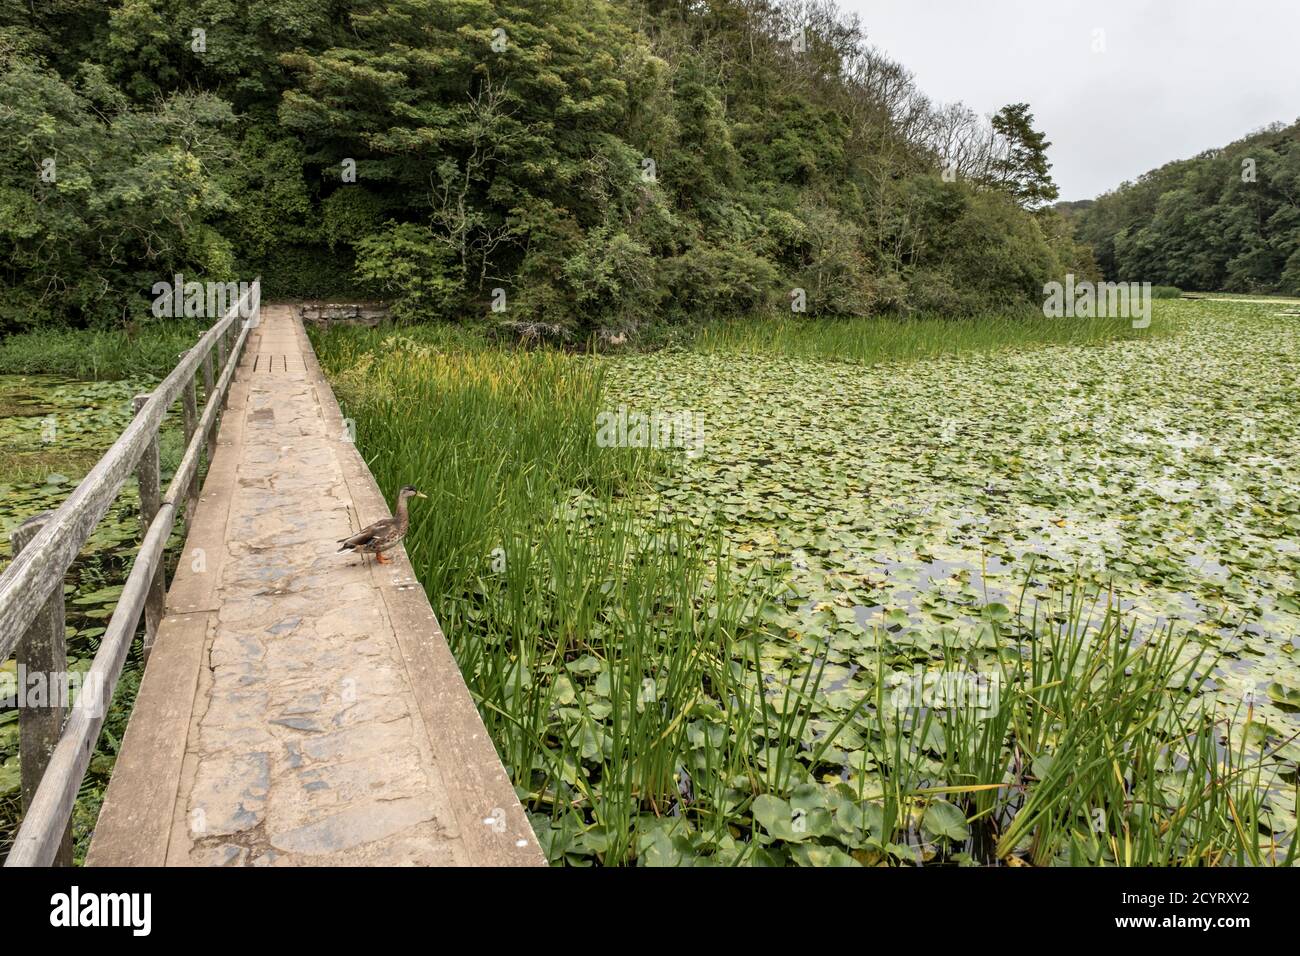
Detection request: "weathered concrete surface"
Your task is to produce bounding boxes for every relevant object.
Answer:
[88,304,543,867]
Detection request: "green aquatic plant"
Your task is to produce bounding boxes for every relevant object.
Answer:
[0,323,213,381]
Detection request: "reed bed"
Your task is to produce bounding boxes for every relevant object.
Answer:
[0,321,212,380]
[689,311,1168,365]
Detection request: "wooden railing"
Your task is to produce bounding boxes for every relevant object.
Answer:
[1,279,260,866]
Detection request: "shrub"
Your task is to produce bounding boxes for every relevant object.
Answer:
[257,245,362,300]
[320,187,385,251]
[660,241,780,317]
[354,222,461,322]
[562,226,660,328]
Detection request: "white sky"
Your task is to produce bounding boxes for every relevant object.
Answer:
[839,0,1300,200]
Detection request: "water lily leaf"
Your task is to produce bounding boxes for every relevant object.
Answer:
[789,843,861,866]
[982,603,1012,622]
[1266,682,1300,708]
[551,675,577,705]
[0,759,20,795]
[566,655,602,675]
[923,799,970,841]
[751,793,832,842]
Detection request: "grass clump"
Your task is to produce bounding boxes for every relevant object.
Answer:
[0,321,211,380]
[908,588,1298,867]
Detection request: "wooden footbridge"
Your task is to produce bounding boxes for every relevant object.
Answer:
[1,284,542,866]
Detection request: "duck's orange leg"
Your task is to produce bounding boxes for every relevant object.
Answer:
[376,552,389,564]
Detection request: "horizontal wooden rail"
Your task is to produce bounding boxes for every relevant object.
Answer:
[2,278,259,866]
[0,281,259,660]
[5,500,176,866]
[164,316,251,509]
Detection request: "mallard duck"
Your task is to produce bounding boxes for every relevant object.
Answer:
[337,485,427,564]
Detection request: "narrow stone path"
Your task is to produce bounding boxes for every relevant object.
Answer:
[88,304,542,866]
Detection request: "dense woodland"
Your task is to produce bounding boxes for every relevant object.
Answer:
[1070,120,1300,295]
[12,3,1299,333]
[1,0,1106,333]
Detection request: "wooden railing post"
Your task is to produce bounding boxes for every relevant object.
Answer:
[202,349,216,461]
[223,321,237,408]
[180,368,200,523]
[215,332,227,394]
[132,394,166,661]
[10,513,73,866]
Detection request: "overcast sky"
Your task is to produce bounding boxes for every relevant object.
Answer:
[840,0,1300,200]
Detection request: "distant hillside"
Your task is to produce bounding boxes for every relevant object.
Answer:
[1052,199,1095,222]
[1074,120,1300,294]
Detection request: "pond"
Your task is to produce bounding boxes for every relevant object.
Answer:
[314,299,1299,865]
[604,301,1300,748]
[0,373,182,862]
[10,301,1292,866]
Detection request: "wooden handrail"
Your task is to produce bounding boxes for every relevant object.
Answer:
[0,280,259,659]
[2,278,259,866]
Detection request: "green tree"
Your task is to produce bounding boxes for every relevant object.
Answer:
[1,0,1107,327]
[989,103,1059,210]
[0,58,235,330]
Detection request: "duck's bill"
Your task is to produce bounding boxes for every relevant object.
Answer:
[415,491,428,498]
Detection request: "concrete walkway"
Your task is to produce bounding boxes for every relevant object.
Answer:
[88,304,542,866]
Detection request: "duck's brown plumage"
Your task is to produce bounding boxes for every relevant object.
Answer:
[337,485,425,563]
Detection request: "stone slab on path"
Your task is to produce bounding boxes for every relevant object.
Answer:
[87,304,543,867]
